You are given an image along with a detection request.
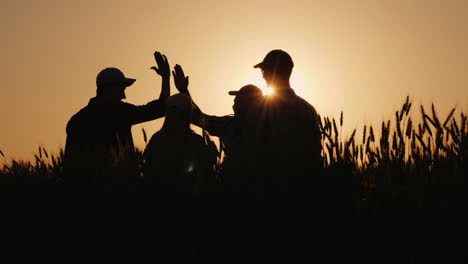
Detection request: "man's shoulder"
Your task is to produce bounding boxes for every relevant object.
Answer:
[71,104,90,117]
[115,101,138,111]
[290,94,318,118]
[66,105,91,133]
[147,130,165,144]
[188,130,205,144]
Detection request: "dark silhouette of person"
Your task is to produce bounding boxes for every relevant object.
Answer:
[238,49,322,262]
[63,51,171,261]
[170,64,279,263]
[250,49,322,170]
[142,92,218,263]
[191,84,263,168]
[166,64,263,176]
[162,65,267,262]
[65,51,170,186]
[142,65,218,195]
[143,92,217,194]
[191,85,266,263]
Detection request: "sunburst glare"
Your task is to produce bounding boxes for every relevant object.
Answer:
[243,70,306,97]
[243,70,270,96]
[262,87,275,96]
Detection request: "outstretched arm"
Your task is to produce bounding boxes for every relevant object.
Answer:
[190,98,233,138]
[151,51,170,101]
[191,100,205,127]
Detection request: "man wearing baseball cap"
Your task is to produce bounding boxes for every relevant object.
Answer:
[248,49,321,169]
[244,49,323,261]
[170,70,265,260]
[193,84,264,158]
[64,52,171,219]
[168,64,264,159]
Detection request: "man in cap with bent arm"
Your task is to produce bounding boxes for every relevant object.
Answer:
[168,65,265,167]
[63,52,171,258]
[195,84,264,161]
[168,64,267,262]
[65,51,170,175]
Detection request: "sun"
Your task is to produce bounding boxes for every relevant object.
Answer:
[262,87,275,96]
[243,70,270,96]
[242,69,307,97]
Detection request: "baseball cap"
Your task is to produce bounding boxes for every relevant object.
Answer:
[96,67,136,88]
[253,49,294,72]
[228,84,263,97]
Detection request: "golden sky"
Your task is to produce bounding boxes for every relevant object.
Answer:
[1,0,468,161]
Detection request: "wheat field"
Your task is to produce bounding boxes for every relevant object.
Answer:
[1,97,466,263]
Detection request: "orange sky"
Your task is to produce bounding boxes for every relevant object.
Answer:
[1,0,468,161]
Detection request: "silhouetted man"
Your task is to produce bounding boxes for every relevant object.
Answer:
[168,64,267,262]
[250,49,321,168]
[142,93,218,262]
[243,49,322,262]
[64,52,170,179]
[243,50,322,194]
[192,84,266,262]
[63,52,171,260]
[143,92,218,197]
[193,84,263,163]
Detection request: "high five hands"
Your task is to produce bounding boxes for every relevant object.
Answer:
[171,64,203,122]
[172,64,189,95]
[151,51,170,79]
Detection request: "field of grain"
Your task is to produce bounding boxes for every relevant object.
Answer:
[1,97,466,263]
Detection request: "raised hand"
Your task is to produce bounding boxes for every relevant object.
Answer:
[151,51,170,78]
[172,64,189,95]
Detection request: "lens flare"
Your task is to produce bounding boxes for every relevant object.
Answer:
[262,87,275,96]
[187,163,194,173]
[243,69,305,97]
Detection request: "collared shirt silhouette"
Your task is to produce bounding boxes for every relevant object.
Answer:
[247,49,322,169]
[66,95,164,167]
[234,49,323,263]
[236,49,323,212]
[65,52,170,174]
[142,93,218,261]
[141,65,217,194]
[193,84,264,158]
[141,64,217,194]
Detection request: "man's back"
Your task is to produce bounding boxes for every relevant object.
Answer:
[143,130,218,200]
[244,88,321,168]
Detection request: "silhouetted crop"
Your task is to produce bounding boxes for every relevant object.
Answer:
[1,97,466,262]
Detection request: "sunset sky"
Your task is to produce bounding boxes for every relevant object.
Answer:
[2,0,468,161]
